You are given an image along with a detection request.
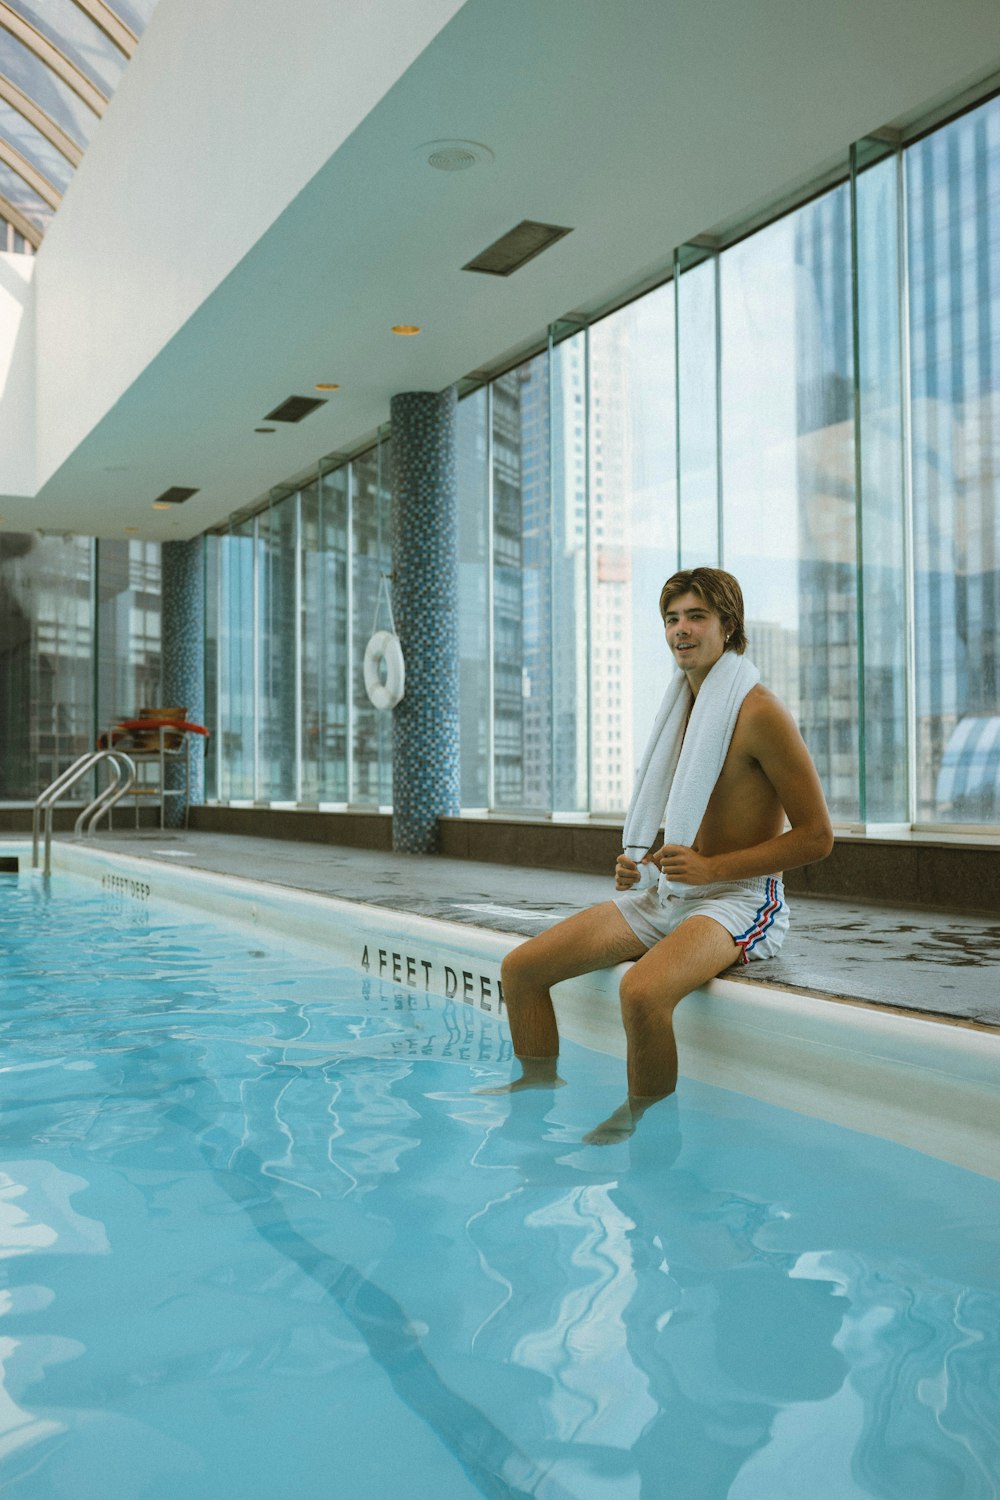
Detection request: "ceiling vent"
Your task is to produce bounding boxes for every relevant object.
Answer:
[264,395,328,423]
[463,220,573,277]
[153,487,199,505]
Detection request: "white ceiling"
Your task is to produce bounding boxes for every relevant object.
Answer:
[7,0,1000,540]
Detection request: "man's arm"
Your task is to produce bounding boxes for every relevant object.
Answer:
[656,691,834,885]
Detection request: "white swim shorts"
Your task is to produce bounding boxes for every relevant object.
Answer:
[614,875,789,965]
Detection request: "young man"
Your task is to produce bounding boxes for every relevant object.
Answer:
[488,567,833,1143]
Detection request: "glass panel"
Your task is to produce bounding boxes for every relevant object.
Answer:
[258,493,297,801]
[492,352,551,811]
[0,532,93,797]
[95,538,160,733]
[0,32,98,148]
[218,523,255,800]
[203,534,219,801]
[0,99,74,191]
[677,253,720,567]
[8,1,128,95]
[589,283,678,816]
[351,443,392,807]
[301,467,349,802]
[550,329,588,813]
[855,148,909,823]
[456,388,490,808]
[721,186,860,821]
[0,158,53,232]
[907,96,1000,824]
[112,0,160,33]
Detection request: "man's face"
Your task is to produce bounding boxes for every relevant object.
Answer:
[662,590,727,676]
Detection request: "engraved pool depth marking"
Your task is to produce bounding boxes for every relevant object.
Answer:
[360,945,505,1014]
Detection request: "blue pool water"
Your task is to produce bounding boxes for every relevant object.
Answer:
[1,870,999,1499]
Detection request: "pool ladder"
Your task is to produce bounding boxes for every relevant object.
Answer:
[32,749,137,877]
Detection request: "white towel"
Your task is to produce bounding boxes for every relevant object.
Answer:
[622,652,760,893]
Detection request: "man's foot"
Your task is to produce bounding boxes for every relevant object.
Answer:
[476,1056,565,1094]
[582,1094,663,1145]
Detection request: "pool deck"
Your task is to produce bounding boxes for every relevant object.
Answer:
[20,828,1000,1033]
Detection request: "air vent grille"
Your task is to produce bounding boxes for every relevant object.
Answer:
[153,487,199,505]
[264,395,328,423]
[463,220,573,277]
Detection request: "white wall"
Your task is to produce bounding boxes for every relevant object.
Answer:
[0,253,36,498]
[32,0,466,488]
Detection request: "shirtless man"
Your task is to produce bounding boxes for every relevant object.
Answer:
[490,567,834,1143]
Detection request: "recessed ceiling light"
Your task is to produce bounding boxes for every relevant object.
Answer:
[255,427,275,433]
[152,502,173,511]
[124,526,139,533]
[392,325,421,336]
[314,382,340,391]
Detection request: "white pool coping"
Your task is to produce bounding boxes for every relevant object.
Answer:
[10,839,1000,1181]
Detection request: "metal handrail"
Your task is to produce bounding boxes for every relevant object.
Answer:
[77,752,137,835]
[32,749,137,876]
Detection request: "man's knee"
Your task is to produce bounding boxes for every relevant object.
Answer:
[619,964,682,1024]
[501,941,536,994]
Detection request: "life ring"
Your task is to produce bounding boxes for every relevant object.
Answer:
[363,630,405,710]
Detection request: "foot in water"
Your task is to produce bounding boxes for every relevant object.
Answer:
[476,1057,566,1095]
[583,1094,663,1145]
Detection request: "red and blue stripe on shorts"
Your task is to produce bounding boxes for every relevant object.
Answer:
[734,878,782,964]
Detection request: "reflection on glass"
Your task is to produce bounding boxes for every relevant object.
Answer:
[721,188,860,821]
[492,354,550,810]
[203,535,219,801]
[589,285,677,814]
[352,444,392,807]
[456,389,490,809]
[908,96,1000,824]
[0,533,94,796]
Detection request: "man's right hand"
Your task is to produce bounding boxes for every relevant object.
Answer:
[615,854,642,890]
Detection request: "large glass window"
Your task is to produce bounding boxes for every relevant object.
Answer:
[721,188,860,821]
[588,284,677,816]
[908,96,1000,824]
[217,522,255,801]
[95,539,161,736]
[258,493,298,801]
[300,468,349,804]
[456,388,490,809]
[351,443,393,808]
[492,354,551,810]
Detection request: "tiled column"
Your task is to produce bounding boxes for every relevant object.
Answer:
[161,537,205,827]
[390,388,460,852]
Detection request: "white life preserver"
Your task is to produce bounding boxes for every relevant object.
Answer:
[363,630,405,710]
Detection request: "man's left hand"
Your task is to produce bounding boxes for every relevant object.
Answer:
[653,844,716,885]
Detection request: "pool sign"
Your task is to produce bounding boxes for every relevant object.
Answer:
[360,944,506,1015]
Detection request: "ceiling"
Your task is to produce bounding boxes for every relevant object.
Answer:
[4,0,1000,541]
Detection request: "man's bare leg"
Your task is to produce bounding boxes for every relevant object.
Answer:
[583,916,740,1143]
[478,902,645,1094]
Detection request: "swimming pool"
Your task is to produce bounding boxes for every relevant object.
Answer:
[2,857,999,1497]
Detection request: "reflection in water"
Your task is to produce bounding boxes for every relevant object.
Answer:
[0,875,998,1497]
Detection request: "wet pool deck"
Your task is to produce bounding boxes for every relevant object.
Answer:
[24,829,1000,1032]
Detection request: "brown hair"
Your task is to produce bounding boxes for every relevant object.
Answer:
[658,567,748,654]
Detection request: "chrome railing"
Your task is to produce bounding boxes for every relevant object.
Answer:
[32,750,137,876]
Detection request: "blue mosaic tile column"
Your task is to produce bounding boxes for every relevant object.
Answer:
[390,388,460,852]
[161,537,205,827]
